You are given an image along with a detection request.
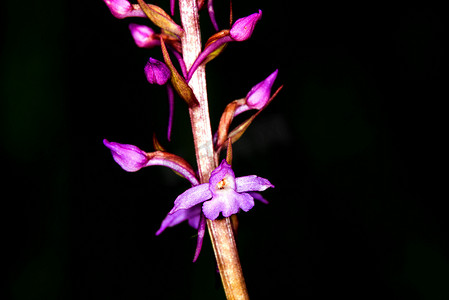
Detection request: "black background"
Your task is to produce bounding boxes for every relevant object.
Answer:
[2,1,447,299]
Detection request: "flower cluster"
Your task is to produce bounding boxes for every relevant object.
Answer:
[103,0,281,261]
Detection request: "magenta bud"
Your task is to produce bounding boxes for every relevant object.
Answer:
[103,0,132,18]
[129,24,159,48]
[246,69,278,109]
[103,139,149,172]
[230,10,262,41]
[144,58,171,85]
[103,0,146,18]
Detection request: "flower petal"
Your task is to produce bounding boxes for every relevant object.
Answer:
[202,190,254,220]
[236,175,274,193]
[193,213,206,262]
[170,183,212,214]
[155,205,201,235]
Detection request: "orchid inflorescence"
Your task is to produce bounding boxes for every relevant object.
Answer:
[103,0,282,262]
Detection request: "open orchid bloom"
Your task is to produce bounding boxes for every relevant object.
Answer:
[169,160,273,220]
[103,0,146,19]
[158,159,272,261]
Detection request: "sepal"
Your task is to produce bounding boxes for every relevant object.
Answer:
[137,0,184,37]
[160,38,199,107]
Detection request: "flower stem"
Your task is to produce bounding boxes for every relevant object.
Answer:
[178,0,249,299]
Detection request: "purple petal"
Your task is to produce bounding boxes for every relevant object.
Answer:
[202,190,254,220]
[155,205,201,235]
[248,192,269,204]
[236,175,274,193]
[170,183,212,214]
[193,213,206,262]
[103,139,149,172]
[209,160,237,193]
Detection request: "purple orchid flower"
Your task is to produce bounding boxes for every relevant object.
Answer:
[103,0,146,19]
[157,160,272,261]
[169,160,274,220]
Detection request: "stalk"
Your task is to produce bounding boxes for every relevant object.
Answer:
[178,0,249,299]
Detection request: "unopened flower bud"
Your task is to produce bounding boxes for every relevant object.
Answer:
[144,58,171,85]
[129,24,159,48]
[230,10,262,41]
[103,0,146,19]
[103,140,149,172]
[103,0,132,18]
[246,69,278,109]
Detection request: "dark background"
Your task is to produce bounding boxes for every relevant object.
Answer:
[2,1,447,299]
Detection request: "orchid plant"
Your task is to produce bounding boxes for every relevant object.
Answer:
[102,0,282,298]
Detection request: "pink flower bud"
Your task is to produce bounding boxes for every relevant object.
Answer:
[246,69,278,109]
[103,0,146,19]
[129,24,159,48]
[103,0,132,18]
[103,140,149,172]
[144,58,171,85]
[230,10,262,41]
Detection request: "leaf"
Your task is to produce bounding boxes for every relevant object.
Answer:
[160,38,199,107]
[137,0,184,37]
[215,98,244,150]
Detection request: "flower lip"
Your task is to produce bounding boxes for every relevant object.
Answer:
[229,9,262,41]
